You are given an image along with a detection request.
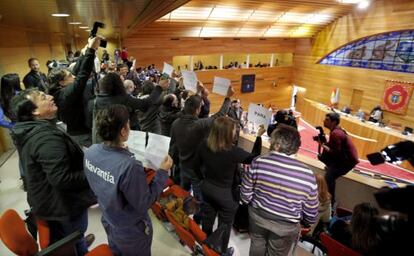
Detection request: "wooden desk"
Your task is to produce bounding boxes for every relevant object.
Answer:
[238,132,406,212]
[297,98,414,171]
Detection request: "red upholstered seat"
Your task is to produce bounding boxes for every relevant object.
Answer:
[320,233,361,256]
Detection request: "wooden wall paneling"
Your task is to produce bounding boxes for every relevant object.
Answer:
[124,37,297,68]
[293,0,414,130]
[194,67,293,113]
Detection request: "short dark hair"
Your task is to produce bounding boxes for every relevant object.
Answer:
[28,58,38,66]
[141,81,154,96]
[11,89,39,122]
[326,112,340,125]
[96,104,130,142]
[98,73,126,95]
[163,94,176,107]
[184,95,202,115]
[117,63,128,71]
[269,124,301,155]
[48,68,66,91]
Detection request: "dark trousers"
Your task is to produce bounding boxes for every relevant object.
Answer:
[102,217,153,256]
[202,181,238,252]
[248,207,300,256]
[324,165,351,203]
[47,210,89,256]
[180,165,203,223]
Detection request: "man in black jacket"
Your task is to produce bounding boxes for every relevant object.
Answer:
[47,37,101,146]
[10,88,95,256]
[23,58,48,91]
[169,86,234,223]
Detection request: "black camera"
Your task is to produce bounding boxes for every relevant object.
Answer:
[90,21,107,48]
[313,126,327,144]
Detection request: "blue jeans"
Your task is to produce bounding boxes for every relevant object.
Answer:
[47,210,89,255]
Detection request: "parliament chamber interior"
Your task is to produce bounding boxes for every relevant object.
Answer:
[0,0,413,255]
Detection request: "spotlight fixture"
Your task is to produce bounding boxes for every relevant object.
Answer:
[357,0,370,9]
[51,13,70,17]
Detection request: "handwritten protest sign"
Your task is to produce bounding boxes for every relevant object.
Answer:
[162,62,174,76]
[182,71,198,93]
[212,76,231,96]
[247,103,272,126]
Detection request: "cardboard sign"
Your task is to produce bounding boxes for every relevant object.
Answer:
[212,76,231,96]
[145,133,171,170]
[162,62,174,76]
[247,103,272,126]
[182,71,198,93]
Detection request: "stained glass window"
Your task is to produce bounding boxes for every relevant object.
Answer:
[319,30,414,73]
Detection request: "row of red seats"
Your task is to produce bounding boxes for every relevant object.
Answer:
[0,209,113,255]
[148,173,219,256]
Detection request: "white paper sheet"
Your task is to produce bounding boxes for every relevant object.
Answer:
[212,76,230,96]
[162,62,174,76]
[126,130,148,166]
[182,71,198,93]
[144,133,171,170]
[247,103,272,126]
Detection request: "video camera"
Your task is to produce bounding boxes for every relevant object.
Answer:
[47,60,69,69]
[313,126,327,144]
[366,140,414,166]
[90,21,107,48]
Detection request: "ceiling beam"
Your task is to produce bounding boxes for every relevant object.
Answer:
[125,0,190,37]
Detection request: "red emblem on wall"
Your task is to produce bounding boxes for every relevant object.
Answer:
[381,80,414,115]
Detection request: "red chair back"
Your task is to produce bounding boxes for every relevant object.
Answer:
[37,219,50,249]
[336,207,353,218]
[0,209,38,256]
[202,244,220,256]
[165,210,196,251]
[320,233,361,256]
[188,218,206,243]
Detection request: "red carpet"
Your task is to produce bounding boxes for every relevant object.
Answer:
[298,119,414,184]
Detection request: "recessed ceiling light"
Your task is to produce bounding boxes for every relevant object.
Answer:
[69,22,81,25]
[357,0,370,9]
[79,26,89,29]
[51,13,70,17]
[85,29,91,32]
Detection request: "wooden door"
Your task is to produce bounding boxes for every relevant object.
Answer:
[350,89,363,112]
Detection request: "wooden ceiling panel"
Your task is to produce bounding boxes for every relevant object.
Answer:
[0,0,366,41]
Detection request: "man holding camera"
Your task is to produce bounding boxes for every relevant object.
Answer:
[317,113,359,204]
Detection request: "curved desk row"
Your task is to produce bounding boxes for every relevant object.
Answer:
[238,132,408,213]
[297,98,414,172]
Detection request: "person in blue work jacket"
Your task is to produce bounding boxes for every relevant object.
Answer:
[84,104,173,256]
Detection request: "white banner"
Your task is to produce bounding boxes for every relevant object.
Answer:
[145,133,171,170]
[212,76,231,96]
[182,70,198,93]
[247,103,272,126]
[162,62,174,76]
